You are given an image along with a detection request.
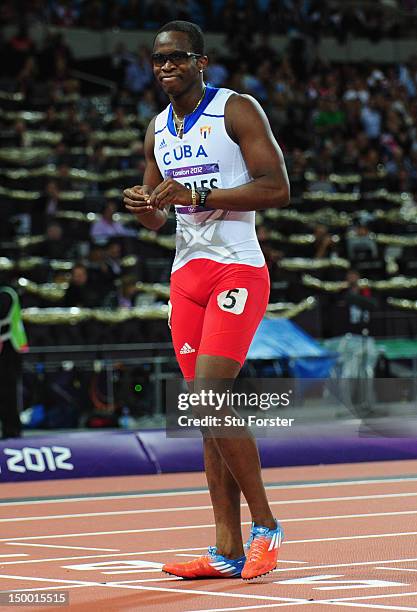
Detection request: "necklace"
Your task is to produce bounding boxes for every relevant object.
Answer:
[172,85,206,137]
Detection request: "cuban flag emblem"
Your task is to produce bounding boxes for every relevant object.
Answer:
[200,126,212,139]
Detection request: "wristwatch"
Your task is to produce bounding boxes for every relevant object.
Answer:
[196,187,211,208]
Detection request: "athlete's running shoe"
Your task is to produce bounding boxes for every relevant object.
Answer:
[241,519,284,580]
[162,546,246,579]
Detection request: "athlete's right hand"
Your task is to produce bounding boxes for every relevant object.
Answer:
[123,185,153,214]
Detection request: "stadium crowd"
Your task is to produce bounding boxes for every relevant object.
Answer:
[1,8,417,346]
[1,1,417,40]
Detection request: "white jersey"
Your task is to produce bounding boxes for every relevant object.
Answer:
[153,86,265,273]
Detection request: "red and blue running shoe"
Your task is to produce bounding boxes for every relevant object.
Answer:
[242,519,284,580]
[162,546,246,579]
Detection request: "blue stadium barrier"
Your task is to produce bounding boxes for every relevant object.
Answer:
[1,426,417,482]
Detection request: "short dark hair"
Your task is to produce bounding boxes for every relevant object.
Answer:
[154,21,205,55]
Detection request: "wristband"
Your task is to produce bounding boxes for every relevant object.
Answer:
[191,186,197,208]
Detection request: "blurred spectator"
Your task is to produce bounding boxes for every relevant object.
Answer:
[105,240,123,278]
[43,221,71,260]
[361,97,382,141]
[257,225,284,281]
[38,32,73,81]
[108,107,128,130]
[119,0,142,29]
[35,180,60,231]
[308,172,334,194]
[110,42,131,87]
[55,164,74,191]
[79,0,104,29]
[344,99,365,140]
[0,1,16,27]
[64,263,100,307]
[311,224,337,259]
[267,92,289,139]
[124,46,153,94]
[41,106,62,131]
[90,201,134,240]
[61,105,83,147]
[105,274,139,309]
[86,144,110,175]
[205,49,229,87]
[87,241,121,302]
[346,224,378,261]
[7,23,35,74]
[385,147,406,179]
[49,142,72,166]
[117,275,139,308]
[343,76,370,104]
[340,268,378,331]
[50,0,80,26]
[252,33,276,68]
[112,87,136,111]
[137,89,159,124]
[13,120,32,148]
[358,148,380,177]
[16,55,38,96]
[340,138,360,171]
[287,148,308,179]
[86,106,105,130]
[312,96,346,136]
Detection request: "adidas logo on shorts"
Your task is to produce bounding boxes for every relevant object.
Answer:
[180,342,196,354]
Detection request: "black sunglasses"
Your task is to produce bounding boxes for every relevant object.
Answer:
[152,51,201,67]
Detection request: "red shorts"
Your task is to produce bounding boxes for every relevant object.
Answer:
[169,259,270,380]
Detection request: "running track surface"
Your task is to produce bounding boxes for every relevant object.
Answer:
[1,460,417,611]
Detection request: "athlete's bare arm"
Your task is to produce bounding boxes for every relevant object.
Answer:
[149,94,290,212]
[218,93,290,211]
[123,116,169,230]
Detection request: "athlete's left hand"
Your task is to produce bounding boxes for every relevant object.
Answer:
[149,179,193,209]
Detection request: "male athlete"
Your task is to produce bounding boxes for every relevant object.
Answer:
[124,21,290,580]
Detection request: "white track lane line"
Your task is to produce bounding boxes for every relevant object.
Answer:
[121,577,180,582]
[0,554,28,557]
[273,557,417,573]
[2,552,417,572]
[2,507,417,524]
[289,532,417,544]
[183,605,310,612]
[320,603,417,611]
[2,476,417,507]
[376,568,417,573]
[0,574,110,588]
[0,549,211,566]
[1,534,417,573]
[102,569,162,574]
[3,585,87,593]
[0,574,314,604]
[8,543,119,551]
[322,590,417,603]
[2,522,417,544]
[106,582,312,604]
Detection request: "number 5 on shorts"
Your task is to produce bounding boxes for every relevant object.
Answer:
[217,288,248,315]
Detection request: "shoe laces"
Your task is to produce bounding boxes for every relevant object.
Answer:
[247,536,269,562]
